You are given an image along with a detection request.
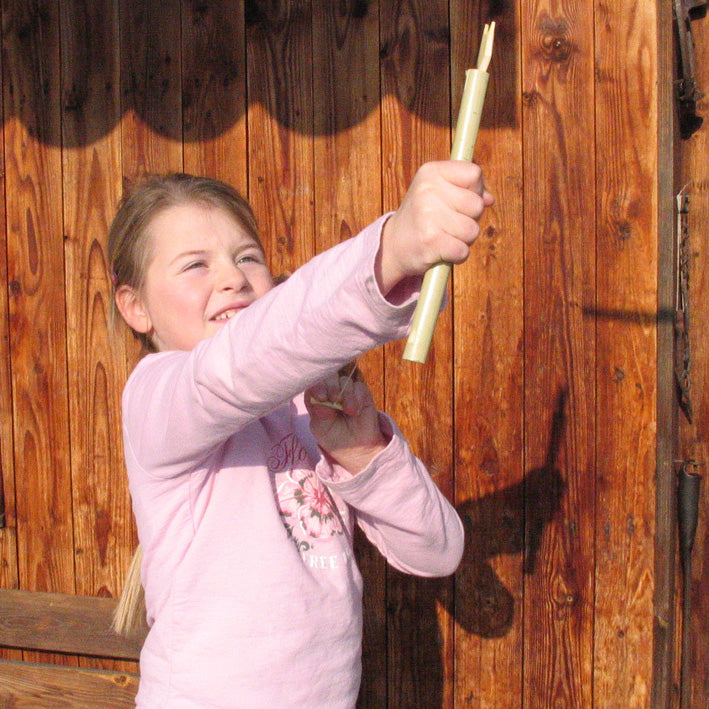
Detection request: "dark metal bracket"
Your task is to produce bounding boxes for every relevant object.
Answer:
[673,0,708,138]
[677,461,703,709]
[674,189,693,421]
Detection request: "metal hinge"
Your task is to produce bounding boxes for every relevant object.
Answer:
[673,0,708,138]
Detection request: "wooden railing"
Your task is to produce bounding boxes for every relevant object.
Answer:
[0,589,147,708]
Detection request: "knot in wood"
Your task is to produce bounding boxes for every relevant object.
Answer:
[8,279,21,297]
[522,90,541,107]
[539,14,573,64]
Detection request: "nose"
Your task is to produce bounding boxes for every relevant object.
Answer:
[217,259,249,292]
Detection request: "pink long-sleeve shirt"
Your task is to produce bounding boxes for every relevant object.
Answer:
[122,216,464,708]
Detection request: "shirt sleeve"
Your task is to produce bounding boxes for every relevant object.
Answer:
[122,215,421,476]
[315,414,464,578]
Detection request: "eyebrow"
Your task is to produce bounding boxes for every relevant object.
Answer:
[169,249,208,267]
[168,241,263,267]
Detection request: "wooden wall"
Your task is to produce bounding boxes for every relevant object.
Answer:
[678,4,709,708]
[0,0,699,707]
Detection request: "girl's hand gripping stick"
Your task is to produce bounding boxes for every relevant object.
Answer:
[402,22,495,364]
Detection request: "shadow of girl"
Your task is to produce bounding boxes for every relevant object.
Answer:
[358,391,567,707]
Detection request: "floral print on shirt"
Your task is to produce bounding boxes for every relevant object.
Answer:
[268,433,344,548]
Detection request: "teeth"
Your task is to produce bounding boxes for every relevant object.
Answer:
[214,309,238,321]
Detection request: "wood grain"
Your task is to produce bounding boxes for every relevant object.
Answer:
[0,660,139,709]
[0,2,697,705]
[246,0,315,279]
[593,1,658,705]
[118,0,183,179]
[678,11,709,709]
[182,0,248,189]
[652,0,678,704]
[2,3,76,671]
[451,2,526,707]
[310,2,384,705]
[379,1,454,706]
[60,0,139,675]
[0,589,145,660]
[0,7,19,660]
[521,1,597,706]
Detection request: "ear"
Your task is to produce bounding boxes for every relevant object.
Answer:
[115,285,152,335]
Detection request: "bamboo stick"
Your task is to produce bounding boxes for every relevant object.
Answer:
[403,22,495,364]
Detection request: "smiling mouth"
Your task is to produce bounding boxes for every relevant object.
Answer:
[212,308,240,321]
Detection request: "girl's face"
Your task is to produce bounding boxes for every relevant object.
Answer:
[116,203,273,352]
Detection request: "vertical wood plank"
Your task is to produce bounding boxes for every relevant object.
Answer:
[652,0,678,703]
[182,0,248,190]
[112,0,183,670]
[379,2,452,707]
[451,2,525,707]
[311,2,383,705]
[0,0,15,542]
[61,0,128,600]
[593,0,658,705]
[246,1,315,279]
[0,2,20,660]
[520,0,597,706]
[678,10,709,708]
[119,0,183,180]
[60,0,137,675]
[1,0,76,665]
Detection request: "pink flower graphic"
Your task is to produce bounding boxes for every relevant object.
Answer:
[277,469,342,539]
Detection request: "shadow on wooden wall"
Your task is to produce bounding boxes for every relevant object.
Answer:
[362,392,566,706]
[4,0,516,148]
[452,389,566,632]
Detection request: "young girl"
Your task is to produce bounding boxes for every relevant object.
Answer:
[109,161,492,708]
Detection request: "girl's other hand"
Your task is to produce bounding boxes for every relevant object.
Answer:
[305,367,388,474]
[376,160,494,295]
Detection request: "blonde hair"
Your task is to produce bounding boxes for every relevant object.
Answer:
[108,173,263,352]
[112,544,145,636]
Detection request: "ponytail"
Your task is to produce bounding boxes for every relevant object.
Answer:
[112,545,146,636]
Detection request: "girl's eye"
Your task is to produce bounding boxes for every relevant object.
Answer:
[185,261,206,271]
[236,252,263,265]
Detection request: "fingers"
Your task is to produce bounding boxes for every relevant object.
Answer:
[308,375,343,415]
[441,218,481,264]
[376,160,494,293]
[431,158,482,186]
[307,369,365,416]
[427,161,492,254]
[447,185,491,224]
[418,159,489,194]
[405,162,491,232]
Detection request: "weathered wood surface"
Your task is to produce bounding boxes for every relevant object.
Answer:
[312,3,386,705]
[652,0,678,705]
[521,1,597,706]
[0,589,145,661]
[379,2,455,707]
[0,1,694,707]
[0,660,139,709]
[678,8,709,709]
[450,3,526,707]
[246,1,315,279]
[119,0,183,179]
[3,1,76,670]
[0,0,19,664]
[60,0,135,626]
[594,1,659,706]
[182,0,248,186]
